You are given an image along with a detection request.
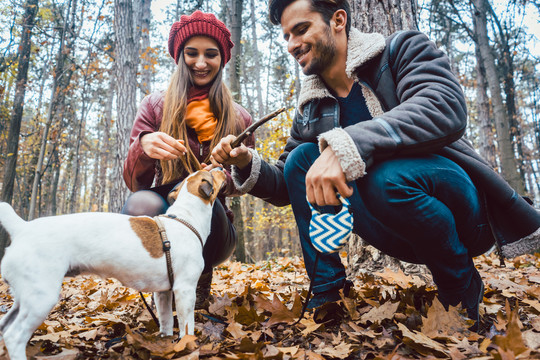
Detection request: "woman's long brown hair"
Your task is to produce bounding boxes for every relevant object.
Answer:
[159,49,240,184]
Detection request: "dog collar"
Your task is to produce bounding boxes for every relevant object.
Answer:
[157,214,204,248]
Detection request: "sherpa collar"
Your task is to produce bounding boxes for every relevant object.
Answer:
[297,28,386,113]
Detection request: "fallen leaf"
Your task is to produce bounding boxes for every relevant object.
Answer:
[398,322,450,357]
[360,300,399,325]
[226,322,248,339]
[421,297,468,337]
[491,300,529,355]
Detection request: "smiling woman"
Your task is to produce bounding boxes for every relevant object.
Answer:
[121,10,255,310]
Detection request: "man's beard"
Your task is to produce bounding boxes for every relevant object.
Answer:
[302,28,337,76]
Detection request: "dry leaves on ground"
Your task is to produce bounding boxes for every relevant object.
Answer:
[0,252,539,359]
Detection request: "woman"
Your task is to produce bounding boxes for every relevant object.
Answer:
[123,10,254,309]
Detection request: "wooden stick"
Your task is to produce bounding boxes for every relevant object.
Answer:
[231,107,286,148]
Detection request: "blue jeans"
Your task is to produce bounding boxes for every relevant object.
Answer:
[283,143,494,298]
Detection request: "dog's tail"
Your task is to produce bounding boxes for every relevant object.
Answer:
[0,202,25,236]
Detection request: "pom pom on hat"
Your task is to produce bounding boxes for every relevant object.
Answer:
[168,11,234,65]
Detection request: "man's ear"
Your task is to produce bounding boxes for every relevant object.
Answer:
[332,9,347,32]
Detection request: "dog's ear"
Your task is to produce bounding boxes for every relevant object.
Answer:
[198,179,214,200]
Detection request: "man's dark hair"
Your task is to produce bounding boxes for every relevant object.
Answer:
[268,0,352,36]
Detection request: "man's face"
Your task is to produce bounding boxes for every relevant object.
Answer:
[281,0,337,75]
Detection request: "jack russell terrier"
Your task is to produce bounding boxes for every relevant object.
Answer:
[0,169,226,360]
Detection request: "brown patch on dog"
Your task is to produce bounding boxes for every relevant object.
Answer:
[129,217,163,258]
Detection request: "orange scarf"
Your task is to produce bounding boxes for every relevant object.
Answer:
[185,98,218,143]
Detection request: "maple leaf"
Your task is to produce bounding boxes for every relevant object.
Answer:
[360,300,399,325]
[421,297,469,338]
[226,321,248,339]
[254,294,295,326]
[375,268,424,288]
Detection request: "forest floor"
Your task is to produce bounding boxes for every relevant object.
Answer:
[0,252,539,359]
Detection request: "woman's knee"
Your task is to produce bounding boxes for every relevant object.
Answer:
[122,190,168,216]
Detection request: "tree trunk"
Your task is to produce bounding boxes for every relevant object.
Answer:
[249,0,264,117]
[1,0,38,204]
[29,0,76,220]
[485,1,527,192]
[96,76,115,212]
[111,0,140,212]
[139,0,153,97]
[225,0,247,261]
[226,0,243,99]
[0,0,39,261]
[472,0,525,194]
[474,47,497,168]
[350,0,417,35]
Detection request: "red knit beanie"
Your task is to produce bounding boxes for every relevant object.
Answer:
[168,11,234,65]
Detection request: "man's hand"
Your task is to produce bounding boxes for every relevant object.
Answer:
[306,146,353,206]
[210,135,252,169]
[140,132,187,160]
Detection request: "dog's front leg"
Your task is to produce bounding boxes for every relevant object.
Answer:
[154,291,174,336]
[173,282,197,338]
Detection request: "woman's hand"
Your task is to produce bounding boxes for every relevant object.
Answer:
[140,132,187,160]
[210,135,252,169]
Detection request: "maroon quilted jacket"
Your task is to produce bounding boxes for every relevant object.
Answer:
[123,91,254,196]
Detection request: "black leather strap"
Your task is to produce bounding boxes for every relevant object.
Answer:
[154,216,175,289]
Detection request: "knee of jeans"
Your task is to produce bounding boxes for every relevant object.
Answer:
[122,190,168,216]
[360,161,412,207]
[283,143,320,180]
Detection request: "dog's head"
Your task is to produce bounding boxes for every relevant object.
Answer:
[167,169,227,205]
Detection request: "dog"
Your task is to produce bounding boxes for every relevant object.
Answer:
[0,169,226,360]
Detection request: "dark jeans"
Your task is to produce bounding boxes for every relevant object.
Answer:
[283,143,494,299]
[122,184,237,273]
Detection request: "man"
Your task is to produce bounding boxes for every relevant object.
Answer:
[211,0,540,330]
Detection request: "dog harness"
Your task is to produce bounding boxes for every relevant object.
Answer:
[153,214,204,289]
[139,215,205,329]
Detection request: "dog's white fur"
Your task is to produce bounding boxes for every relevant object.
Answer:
[0,169,226,360]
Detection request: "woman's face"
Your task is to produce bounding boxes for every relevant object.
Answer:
[183,36,222,87]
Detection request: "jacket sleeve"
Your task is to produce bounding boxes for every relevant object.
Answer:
[319,31,468,181]
[222,104,256,197]
[123,95,160,192]
[231,111,304,207]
